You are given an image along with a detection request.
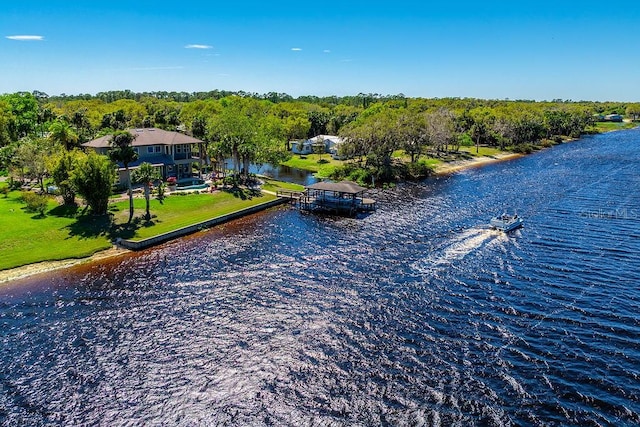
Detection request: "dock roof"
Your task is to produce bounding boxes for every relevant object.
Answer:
[305,181,367,194]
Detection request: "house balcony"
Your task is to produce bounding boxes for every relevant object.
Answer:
[174,153,191,161]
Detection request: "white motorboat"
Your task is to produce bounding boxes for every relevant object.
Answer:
[490,213,523,232]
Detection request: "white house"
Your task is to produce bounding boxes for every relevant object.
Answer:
[291,135,344,158]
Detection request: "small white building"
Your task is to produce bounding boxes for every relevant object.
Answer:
[291,135,344,158]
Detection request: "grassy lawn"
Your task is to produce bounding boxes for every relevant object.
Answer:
[260,178,304,193]
[280,154,342,177]
[458,146,508,157]
[419,158,443,168]
[588,122,638,133]
[0,187,112,270]
[0,179,292,270]
[111,189,278,240]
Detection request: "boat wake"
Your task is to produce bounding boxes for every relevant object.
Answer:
[412,227,508,273]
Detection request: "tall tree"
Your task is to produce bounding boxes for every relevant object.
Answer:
[132,162,160,221]
[191,115,209,176]
[49,120,79,150]
[108,131,138,223]
[72,152,115,215]
[426,108,456,154]
[14,137,53,192]
[340,106,399,182]
[207,104,255,180]
[0,92,39,139]
[48,150,82,205]
[469,108,495,153]
[397,111,429,163]
[0,99,13,146]
[626,103,640,121]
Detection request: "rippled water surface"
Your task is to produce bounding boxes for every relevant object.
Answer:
[2,130,640,426]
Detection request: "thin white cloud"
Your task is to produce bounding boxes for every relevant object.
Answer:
[323,49,331,53]
[185,44,212,49]
[291,47,302,51]
[6,35,44,41]
[129,66,185,71]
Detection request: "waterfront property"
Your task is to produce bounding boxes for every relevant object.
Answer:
[291,135,345,159]
[279,180,376,215]
[82,128,204,185]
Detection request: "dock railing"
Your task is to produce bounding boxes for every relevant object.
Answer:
[276,190,303,204]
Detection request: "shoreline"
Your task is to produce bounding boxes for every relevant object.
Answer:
[0,246,130,285]
[433,152,524,176]
[0,150,562,285]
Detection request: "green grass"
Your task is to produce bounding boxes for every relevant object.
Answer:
[0,187,112,270]
[588,121,638,133]
[0,180,286,270]
[260,178,304,193]
[419,158,443,168]
[458,146,507,157]
[280,154,342,177]
[110,189,278,240]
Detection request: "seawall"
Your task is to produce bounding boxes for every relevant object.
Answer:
[117,198,288,250]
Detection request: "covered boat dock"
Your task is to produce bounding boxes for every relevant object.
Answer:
[278,180,376,215]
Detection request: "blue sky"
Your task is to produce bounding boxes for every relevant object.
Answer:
[1,1,638,101]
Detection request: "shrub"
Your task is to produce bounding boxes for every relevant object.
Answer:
[512,144,534,154]
[406,160,434,179]
[223,175,238,187]
[21,191,49,216]
[347,167,373,185]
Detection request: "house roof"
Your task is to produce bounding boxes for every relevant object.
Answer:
[305,180,367,194]
[82,128,203,148]
[309,135,343,144]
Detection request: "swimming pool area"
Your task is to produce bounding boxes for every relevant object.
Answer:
[175,183,209,190]
[175,178,208,190]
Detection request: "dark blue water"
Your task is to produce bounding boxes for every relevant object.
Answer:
[2,130,639,426]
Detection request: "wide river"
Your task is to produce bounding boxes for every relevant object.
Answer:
[2,130,639,426]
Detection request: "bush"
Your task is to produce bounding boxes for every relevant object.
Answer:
[347,168,373,185]
[223,175,238,187]
[406,160,434,179]
[512,144,534,154]
[21,191,49,216]
[540,139,554,148]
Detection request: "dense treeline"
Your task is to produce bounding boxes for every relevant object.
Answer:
[1,90,639,190]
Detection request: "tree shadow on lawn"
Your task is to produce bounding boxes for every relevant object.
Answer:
[65,213,139,241]
[49,203,81,218]
[224,187,261,200]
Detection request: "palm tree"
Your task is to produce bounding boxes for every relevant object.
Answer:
[132,162,159,221]
[108,130,138,223]
[48,120,79,150]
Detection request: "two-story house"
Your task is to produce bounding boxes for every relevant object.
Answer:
[82,128,203,185]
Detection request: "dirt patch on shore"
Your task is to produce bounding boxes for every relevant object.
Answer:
[0,246,130,285]
[434,153,523,176]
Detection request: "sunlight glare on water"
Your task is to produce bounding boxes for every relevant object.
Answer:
[1,129,640,425]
